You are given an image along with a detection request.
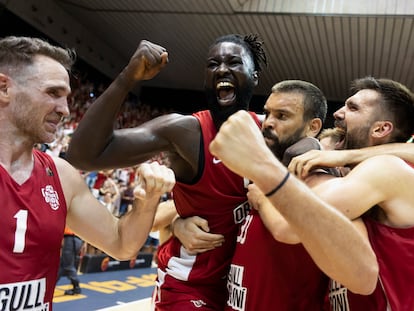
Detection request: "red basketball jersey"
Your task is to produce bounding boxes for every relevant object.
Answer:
[0,149,67,310]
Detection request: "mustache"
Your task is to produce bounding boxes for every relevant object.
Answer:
[262,128,278,141]
[334,120,346,129]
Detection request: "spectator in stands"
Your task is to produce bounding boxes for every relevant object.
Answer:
[119,181,135,217]
[57,226,84,295]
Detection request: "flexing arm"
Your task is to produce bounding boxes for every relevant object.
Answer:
[66,40,168,170]
[289,142,414,178]
[209,111,378,295]
[58,158,175,260]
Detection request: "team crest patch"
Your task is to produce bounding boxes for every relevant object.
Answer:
[41,185,60,210]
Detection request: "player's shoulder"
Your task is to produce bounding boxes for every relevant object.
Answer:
[353,154,412,178]
[156,112,198,126]
[51,156,81,180]
[359,154,406,167]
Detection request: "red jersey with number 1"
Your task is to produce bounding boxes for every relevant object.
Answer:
[0,149,67,311]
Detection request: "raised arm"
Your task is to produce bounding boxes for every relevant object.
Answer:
[209,110,378,295]
[66,40,168,170]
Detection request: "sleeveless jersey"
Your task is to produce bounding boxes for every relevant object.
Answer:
[156,110,261,309]
[329,217,414,311]
[0,149,67,311]
[226,138,330,311]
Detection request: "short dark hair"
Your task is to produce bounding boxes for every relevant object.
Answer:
[350,76,414,142]
[211,34,267,73]
[0,36,76,75]
[271,80,327,125]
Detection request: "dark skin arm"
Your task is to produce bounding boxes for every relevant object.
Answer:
[66,40,201,182]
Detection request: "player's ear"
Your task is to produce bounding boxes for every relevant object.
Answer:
[0,73,11,105]
[307,118,322,137]
[372,120,393,138]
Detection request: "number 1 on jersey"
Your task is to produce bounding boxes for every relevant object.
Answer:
[14,210,28,253]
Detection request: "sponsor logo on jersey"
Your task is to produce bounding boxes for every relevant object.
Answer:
[212,157,222,164]
[41,185,60,210]
[227,264,246,311]
[329,280,350,311]
[0,278,49,310]
[190,299,207,308]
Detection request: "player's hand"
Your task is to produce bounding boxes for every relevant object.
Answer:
[133,162,175,199]
[125,40,168,82]
[288,149,348,178]
[209,111,271,182]
[173,216,225,255]
[247,184,267,211]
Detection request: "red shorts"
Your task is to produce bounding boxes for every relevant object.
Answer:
[152,269,227,310]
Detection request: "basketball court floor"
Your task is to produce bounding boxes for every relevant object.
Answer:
[53,267,156,311]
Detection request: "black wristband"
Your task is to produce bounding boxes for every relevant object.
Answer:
[265,172,290,197]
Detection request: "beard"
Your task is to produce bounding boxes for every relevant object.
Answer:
[344,125,372,149]
[205,84,254,129]
[335,120,372,149]
[263,126,307,161]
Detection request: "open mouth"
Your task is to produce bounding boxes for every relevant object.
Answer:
[334,127,346,150]
[216,81,235,105]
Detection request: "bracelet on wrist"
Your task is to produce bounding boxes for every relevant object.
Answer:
[265,172,290,197]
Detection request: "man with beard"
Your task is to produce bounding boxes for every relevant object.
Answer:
[210,77,414,311]
[224,80,336,311]
[66,35,267,310]
[170,80,374,310]
[222,80,377,310]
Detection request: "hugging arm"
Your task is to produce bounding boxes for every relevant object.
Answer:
[209,111,378,294]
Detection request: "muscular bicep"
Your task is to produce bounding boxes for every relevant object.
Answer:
[54,158,119,246]
[85,115,180,169]
[71,113,199,172]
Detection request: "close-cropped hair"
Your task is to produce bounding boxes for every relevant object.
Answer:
[271,80,327,124]
[0,36,76,75]
[211,34,267,73]
[351,76,414,142]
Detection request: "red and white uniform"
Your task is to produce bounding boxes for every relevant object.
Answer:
[0,149,67,311]
[225,204,329,311]
[155,110,261,310]
[329,216,414,311]
[224,137,331,311]
[328,160,414,310]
